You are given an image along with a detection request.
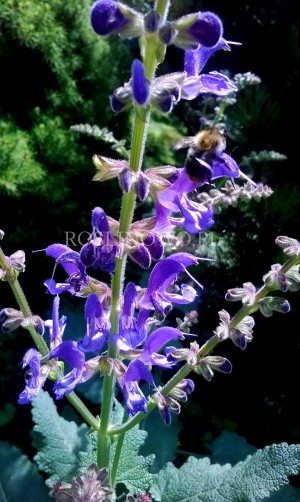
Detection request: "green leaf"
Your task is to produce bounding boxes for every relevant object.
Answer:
[79,400,154,495]
[150,443,300,501]
[111,400,154,495]
[0,441,51,501]
[140,407,181,473]
[31,391,89,487]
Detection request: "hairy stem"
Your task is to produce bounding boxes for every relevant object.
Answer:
[97,0,171,475]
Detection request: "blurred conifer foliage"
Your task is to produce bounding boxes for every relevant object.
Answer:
[0,0,131,249]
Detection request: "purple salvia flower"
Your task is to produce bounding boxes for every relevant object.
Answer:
[78,293,110,353]
[43,244,87,295]
[18,349,50,404]
[131,59,150,107]
[113,284,153,350]
[139,326,184,368]
[44,295,67,349]
[48,341,88,399]
[90,0,143,38]
[80,207,118,275]
[113,308,154,351]
[155,163,239,234]
[118,359,154,416]
[139,253,199,315]
[173,195,214,234]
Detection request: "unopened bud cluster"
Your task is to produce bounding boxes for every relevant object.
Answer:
[197,180,273,213]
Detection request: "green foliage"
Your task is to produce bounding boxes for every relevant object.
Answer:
[80,400,154,495]
[0,441,51,501]
[0,0,131,247]
[31,391,90,487]
[0,120,45,196]
[145,114,187,167]
[149,443,300,502]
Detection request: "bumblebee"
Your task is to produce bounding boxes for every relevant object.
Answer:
[174,127,226,184]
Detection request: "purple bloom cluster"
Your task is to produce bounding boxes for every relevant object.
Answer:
[19,251,201,417]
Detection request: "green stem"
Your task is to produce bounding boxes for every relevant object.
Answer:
[96,0,171,474]
[110,409,128,487]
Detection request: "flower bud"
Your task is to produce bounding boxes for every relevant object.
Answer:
[155,391,181,426]
[144,233,163,260]
[199,355,232,381]
[225,282,256,305]
[80,242,96,267]
[0,308,24,333]
[130,244,151,269]
[110,84,132,112]
[259,296,291,317]
[158,22,176,45]
[52,464,112,502]
[119,167,132,193]
[144,9,160,33]
[21,315,45,336]
[170,378,195,401]
[131,60,150,107]
[136,173,150,201]
[90,0,143,38]
[275,235,300,257]
[0,229,4,240]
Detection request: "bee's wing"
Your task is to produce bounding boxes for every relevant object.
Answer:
[173,136,194,151]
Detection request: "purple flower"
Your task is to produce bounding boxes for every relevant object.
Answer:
[131,59,150,107]
[49,341,89,399]
[138,326,184,368]
[78,293,110,353]
[43,244,87,295]
[80,207,118,275]
[155,162,239,234]
[44,295,67,349]
[113,284,154,350]
[90,0,143,38]
[118,359,154,416]
[118,325,184,416]
[139,253,199,315]
[18,349,50,404]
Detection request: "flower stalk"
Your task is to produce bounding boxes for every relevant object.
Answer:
[97,0,172,472]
